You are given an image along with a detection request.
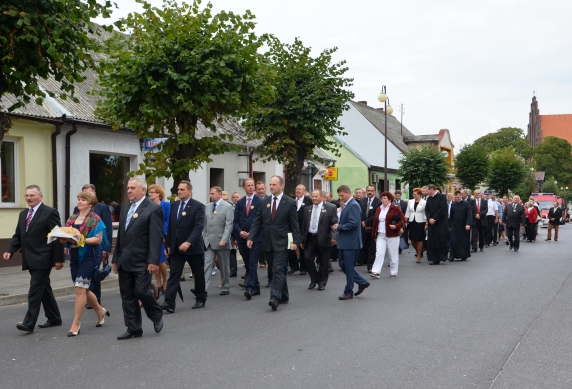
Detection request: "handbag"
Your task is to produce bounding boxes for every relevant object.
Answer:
[399,234,409,250]
[391,209,401,225]
[95,252,112,282]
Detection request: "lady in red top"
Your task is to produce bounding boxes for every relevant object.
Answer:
[524,201,538,242]
[371,192,406,278]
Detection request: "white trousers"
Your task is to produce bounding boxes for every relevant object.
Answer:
[372,233,400,276]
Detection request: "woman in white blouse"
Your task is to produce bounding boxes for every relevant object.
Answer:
[404,188,427,263]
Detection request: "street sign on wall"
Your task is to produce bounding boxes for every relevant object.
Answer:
[324,167,338,181]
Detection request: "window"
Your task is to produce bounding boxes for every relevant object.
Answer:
[1,139,17,205]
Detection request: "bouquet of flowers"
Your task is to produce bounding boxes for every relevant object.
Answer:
[47,226,85,246]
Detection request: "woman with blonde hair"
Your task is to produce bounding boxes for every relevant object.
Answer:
[148,184,171,293]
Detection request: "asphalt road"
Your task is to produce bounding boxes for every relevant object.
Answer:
[1,226,572,389]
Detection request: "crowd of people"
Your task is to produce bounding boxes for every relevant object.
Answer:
[3,178,562,340]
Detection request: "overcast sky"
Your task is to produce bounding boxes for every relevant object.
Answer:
[95,0,572,150]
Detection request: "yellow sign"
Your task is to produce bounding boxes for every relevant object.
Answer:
[324,167,338,181]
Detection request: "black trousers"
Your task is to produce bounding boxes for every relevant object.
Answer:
[23,268,61,328]
[238,241,251,282]
[506,226,521,249]
[486,216,496,244]
[118,267,162,332]
[289,248,307,272]
[364,233,376,270]
[267,250,289,303]
[304,234,332,287]
[165,253,206,309]
[471,220,486,249]
[229,248,237,276]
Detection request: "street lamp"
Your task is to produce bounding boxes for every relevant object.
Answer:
[378,86,393,191]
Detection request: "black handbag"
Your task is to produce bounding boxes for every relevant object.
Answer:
[95,252,112,282]
[391,208,401,225]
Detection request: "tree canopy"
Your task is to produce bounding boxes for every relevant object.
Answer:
[486,148,527,196]
[94,0,275,193]
[473,127,532,159]
[243,37,354,195]
[397,145,449,189]
[532,136,572,187]
[454,144,489,190]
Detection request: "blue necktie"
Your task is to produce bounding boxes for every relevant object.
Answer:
[177,201,186,221]
[125,203,137,230]
[213,202,217,214]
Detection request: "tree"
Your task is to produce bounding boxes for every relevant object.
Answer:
[454,144,489,190]
[0,0,113,150]
[473,127,532,159]
[532,136,572,186]
[243,37,354,195]
[513,168,536,200]
[95,0,274,194]
[397,145,449,189]
[487,148,527,196]
[540,176,559,195]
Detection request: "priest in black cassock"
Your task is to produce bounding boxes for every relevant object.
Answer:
[448,191,472,261]
[424,184,448,265]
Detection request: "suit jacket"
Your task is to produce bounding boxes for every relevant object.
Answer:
[6,203,64,270]
[405,199,427,223]
[293,195,312,235]
[502,203,526,228]
[233,195,263,243]
[336,197,363,250]
[203,200,233,250]
[547,207,563,223]
[248,194,301,252]
[112,197,164,272]
[394,199,408,215]
[470,198,488,226]
[360,196,382,228]
[74,202,112,252]
[166,198,205,256]
[301,202,338,247]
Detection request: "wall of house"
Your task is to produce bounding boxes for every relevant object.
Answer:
[329,142,368,194]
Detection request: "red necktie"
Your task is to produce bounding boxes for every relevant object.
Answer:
[25,208,34,231]
[246,197,251,216]
[477,200,480,213]
[271,197,277,220]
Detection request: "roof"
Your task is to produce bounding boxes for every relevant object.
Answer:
[403,134,440,144]
[540,114,572,144]
[349,101,413,153]
[334,102,403,169]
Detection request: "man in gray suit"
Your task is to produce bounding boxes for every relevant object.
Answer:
[248,175,300,311]
[203,186,234,295]
[112,177,164,340]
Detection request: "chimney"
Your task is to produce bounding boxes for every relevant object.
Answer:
[376,108,384,112]
[357,101,368,106]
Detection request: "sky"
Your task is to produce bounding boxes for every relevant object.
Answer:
[95,0,572,150]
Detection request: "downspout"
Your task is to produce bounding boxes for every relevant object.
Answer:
[248,148,253,177]
[51,123,62,210]
[65,122,78,220]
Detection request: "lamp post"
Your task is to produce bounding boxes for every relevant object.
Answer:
[378,86,393,191]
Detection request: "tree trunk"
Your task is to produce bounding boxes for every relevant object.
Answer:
[284,146,307,196]
[169,113,198,196]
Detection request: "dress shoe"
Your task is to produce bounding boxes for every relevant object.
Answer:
[268,299,279,311]
[38,320,62,329]
[160,303,175,313]
[338,293,353,300]
[514,249,519,252]
[85,304,93,310]
[230,273,237,278]
[266,283,272,288]
[480,248,484,252]
[493,242,498,246]
[280,299,289,304]
[238,283,246,288]
[299,271,307,275]
[355,283,370,296]
[287,269,297,275]
[96,309,110,327]
[509,245,513,250]
[555,239,558,241]
[16,323,33,333]
[67,326,81,337]
[241,275,246,279]
[505,241,509,245]
[471,248,477,253]
[545,238,551,241]
[190,288,196,294]
[429,261,440,265]
[192,301,205,309]
[244,290,261,300]
[154,318,163,333]
[308,282,316,290]
[220,290,229,296]
[117,329,143,340]
[259,263,266,268]
[461,258,467,261]
[329,269,334,273]
[318,285,325,291]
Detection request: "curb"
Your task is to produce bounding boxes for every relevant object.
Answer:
[0,278,119,307]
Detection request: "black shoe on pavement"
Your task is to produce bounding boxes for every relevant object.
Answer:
[338,293,353,300]
[220,290,229,296]
[509,245,513,250]
[471,248,477,253]
[160,303,174,314]
[480,248,484,252]
[192,301,205,309]
[238,283,246,288]
[266,283,272,288]
[16,323,33,333]
[38,321,62,328]
[318,285,325,290]
[355,283,370,296]
[308,282,316,290]
[514,249,519,252]
[117,329,143,340]
[190,288,196,295]
[154,318,163,333]
[299,271,307,275]
[429,261,440,265]
[268,300,279,310]
[287,268,297,275]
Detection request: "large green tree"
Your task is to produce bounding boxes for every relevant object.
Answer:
[243,37,354,195]
[473,127,532,159]
[0,0,113,150]
[487,148,527,196]
[540,176,559,195]
[532,136,572,186]
[512,168,536,200]
[397,145,449,189]
[454,144,489,190]
[95,0,274,193]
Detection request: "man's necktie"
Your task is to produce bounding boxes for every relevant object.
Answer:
[513,204,516,210]
[246,197,251,216]
[177,201,186,221]
[311,205,319,231]
[125,203,137,229]
[213,202,217,214]
[25,208,34,231]
[271,197,277,220]
[477,200,480,213]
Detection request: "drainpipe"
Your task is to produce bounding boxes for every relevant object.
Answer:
[65,122,78,220]
[248,148,253,177]
[51,123,62,210]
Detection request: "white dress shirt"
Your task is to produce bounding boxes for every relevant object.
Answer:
[377,205,390,234]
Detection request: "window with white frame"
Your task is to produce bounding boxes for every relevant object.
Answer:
[1,139,17,205]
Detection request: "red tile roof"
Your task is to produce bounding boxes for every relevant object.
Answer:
[540,114,572,144]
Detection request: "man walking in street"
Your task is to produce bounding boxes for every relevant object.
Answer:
[359,185,381,270]
[448,191,472,261]
[3,185,65,333]
[546,201,562,242]
[484,191,499,246]
[333,185,370,300]
[502,195,526,252]
[425,184,449,265]
[470,190,488,252]
[289,184,312,275]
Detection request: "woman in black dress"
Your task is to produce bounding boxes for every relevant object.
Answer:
[404,188,427,263]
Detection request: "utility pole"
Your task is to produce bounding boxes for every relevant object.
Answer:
[400,103,404,135]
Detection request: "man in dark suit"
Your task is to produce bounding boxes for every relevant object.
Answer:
[502,195,526,252]
[289,184,312,275]
[162,180,206,312]
[74,184,112,307]
[300,190,338,290]
[4,185,64,333]
[255,181,270,271]
[248,175,300,311]
[359,185,381,269]
[333,185,370,300]
[234,178,264,300]
[394,190,408,253]
[229,192,241,277]
[470,190,488,252]
[425,184,449,265]
[546,201,563,241]
[112,178,164,340]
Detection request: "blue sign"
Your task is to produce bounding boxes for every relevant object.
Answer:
[144,138,166,151]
